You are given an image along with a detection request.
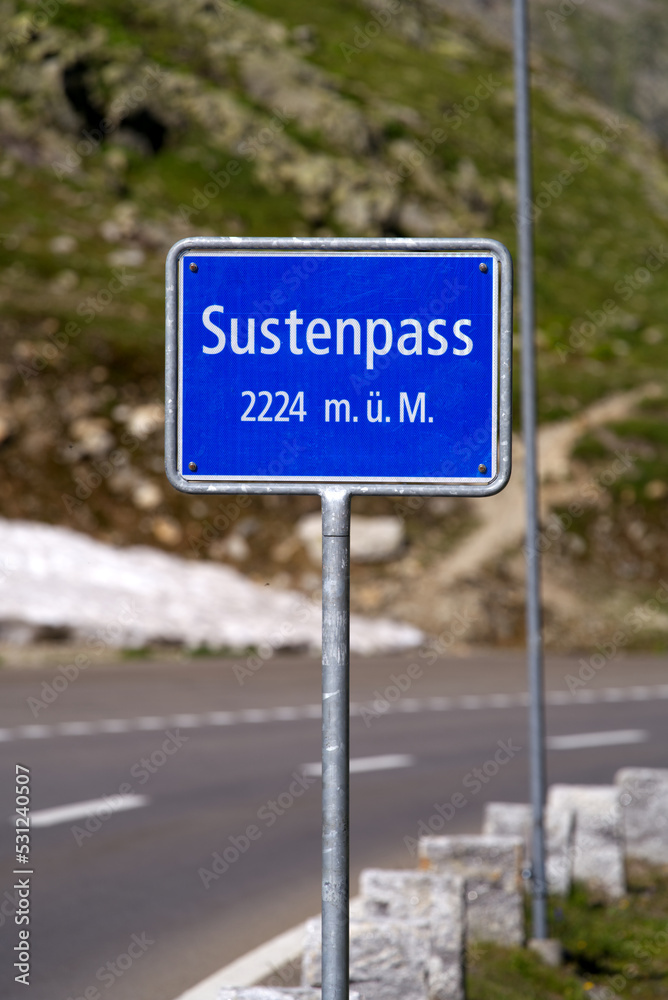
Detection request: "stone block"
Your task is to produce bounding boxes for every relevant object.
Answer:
[463,876,524,947]
[302,916,431,1000]
[360,869,463,941]
[615,767,668,867]
[544,796,575,896]
[527,938,562,967]
[359,869,465,999]
[419,835,524,946]
[547,785,625,899]
[482,803,531,856]
[418,835,522,893]
[482,801,576,896]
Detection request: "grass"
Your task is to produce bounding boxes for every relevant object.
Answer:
[571,406,668,504]
[121,646,152,659]
[468,873,668,999]
[187,643,257,658]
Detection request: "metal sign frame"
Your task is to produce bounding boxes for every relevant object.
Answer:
[165,235,513,1000]
[165,236,513,499]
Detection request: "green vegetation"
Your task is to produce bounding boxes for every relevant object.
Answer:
[120,646,152,659]
[469,874,668,999]
[187,643,257,658]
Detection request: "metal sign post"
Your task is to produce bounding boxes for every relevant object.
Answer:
[321,488,351,1000]
[513,0,549,941]
[165,237,513,999]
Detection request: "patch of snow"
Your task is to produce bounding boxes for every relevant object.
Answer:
[0,519,423,654]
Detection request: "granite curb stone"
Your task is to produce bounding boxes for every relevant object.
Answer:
[547,785,625,900]
[418,835,524,946]
[615,767,668,868]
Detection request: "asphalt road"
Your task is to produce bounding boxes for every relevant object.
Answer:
[0,648,666,1000]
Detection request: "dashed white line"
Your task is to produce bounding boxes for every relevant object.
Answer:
[547,729,649,750]
[237,709,268,723]
[16,725,51,739]
[23,794,149,829]
[295,704,322,719]
[426,696,454,710]
[350,753,415,773]
[135,716,168,730]
[204,712,235,725]
[56,721,97,736]
[545,690,572,705]
[488,693,518,708]
[268,706,301,721]
[572,688,597,702]
[97,719,132,733]
[1,684,666,742]
[169,714,202,727]
[601,688,628,702]
[302,754,415,777]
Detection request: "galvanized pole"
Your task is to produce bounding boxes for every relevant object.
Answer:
[320,488,351,1000]
[512,0,548,940]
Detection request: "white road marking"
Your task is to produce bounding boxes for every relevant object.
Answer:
[545,690,572,705]
[1,683,667,742]
[426,696,454,710]
[268,706,301,721]
[98,719,132,732]
[239,708,271,723]
[547,729,649,750]
[23,794,149,828]
[302,704,323,718]
[56,721,97,736]
[170,896,360,999]
[301,753,415,777]
[204,711,235,725]
[170,917,313,1000]
[169,714,202,727]
[135,716,168,730]
[488,693,516,707]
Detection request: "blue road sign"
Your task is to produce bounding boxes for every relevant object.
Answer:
[169,240,511,489]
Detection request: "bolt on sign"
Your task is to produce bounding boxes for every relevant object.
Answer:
[165,237,512,495]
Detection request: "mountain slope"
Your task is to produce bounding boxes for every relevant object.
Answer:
[1,0,668,649]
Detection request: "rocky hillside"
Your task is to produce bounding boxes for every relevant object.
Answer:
[2,0,668,651]
[437,0,668,147]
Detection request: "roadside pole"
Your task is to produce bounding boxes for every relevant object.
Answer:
[512,0,548,940]
[165,236,513,999]
[320,489,351,1000]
